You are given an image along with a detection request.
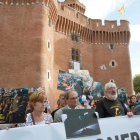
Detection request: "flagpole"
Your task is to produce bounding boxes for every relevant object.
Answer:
[124,4,125,19]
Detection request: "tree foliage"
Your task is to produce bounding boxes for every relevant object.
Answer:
[133,74,140,94]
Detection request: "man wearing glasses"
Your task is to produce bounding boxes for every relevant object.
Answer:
[54,90,84,122]
[96,82,133,118]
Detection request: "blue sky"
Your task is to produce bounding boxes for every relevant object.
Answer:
[58,0,140,78]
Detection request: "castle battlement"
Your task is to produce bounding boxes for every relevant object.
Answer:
[55,2,130,44]
[0,0,130,32]
[0,0,49,6]
[62,0,85,7]
[61,0,85,14]
[0,0,58,24]
[0,0,58,7]
[58,3,130,32]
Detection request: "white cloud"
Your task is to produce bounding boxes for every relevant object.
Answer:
[130,24,140,42]
[132,68,140,78]
[79,0,136,19]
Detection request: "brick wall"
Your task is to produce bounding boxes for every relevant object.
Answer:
[0,0,133,110]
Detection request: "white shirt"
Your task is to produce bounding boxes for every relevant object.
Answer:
[35,120,45,125]
[67,105,77,109]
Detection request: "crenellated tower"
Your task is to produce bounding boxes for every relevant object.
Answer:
[53,0,133,97]
[61,0,85,14]
[0,0,133,109]
[0,0,58,108]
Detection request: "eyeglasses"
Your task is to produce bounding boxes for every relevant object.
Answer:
[108,87,116,90]
[69,97,78,101]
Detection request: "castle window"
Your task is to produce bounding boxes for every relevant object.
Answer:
[48,72,49,79]
[47,40,51,51]
[96,23,99,27]
[48,18,52,27]
[61,5,64,10]
[76,13,78,18]
[71,48,80,62]
[109,44,115,50]
[47,70,51,81]
[109,60,117,67]
[70,32,80,42]
[67,10,70,15]
[83,18,86,23]
[112,25,114,28]
[112,61,115,66]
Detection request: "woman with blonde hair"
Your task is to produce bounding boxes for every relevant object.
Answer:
[25,90,53,126]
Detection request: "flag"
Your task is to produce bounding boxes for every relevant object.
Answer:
[118,5,124,14]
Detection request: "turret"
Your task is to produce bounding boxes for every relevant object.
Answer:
[61,0,85,14]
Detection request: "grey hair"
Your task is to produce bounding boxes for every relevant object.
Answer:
[104,82,117,91]
[136,93,140,99]
[59,93,66,100]
[65,89,78,100]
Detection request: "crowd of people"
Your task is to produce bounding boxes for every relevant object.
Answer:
[0,82,139,131]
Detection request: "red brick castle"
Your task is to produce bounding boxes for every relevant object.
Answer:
[0,0,133,109]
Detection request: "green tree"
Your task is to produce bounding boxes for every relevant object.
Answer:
[133,74,140,94]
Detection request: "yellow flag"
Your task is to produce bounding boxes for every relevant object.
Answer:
[118,6,124,14]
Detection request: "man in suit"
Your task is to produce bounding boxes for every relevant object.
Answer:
[54,89,84,122]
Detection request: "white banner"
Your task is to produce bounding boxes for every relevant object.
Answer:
[0,115,140,140]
